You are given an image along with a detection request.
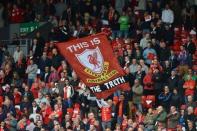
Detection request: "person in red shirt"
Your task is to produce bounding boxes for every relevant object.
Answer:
[72,103,80,120]
[13,88,22,105]
[150,59,163,72]
[143,69,154,95]
[40,102,52,125]
[97,99,112,131]
[10,4,24,23]
[122,115,128,131]
[30,82,40,99]
[49,104,62,123]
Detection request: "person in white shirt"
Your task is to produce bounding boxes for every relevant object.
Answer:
[140,33,150,50]
[161,4,174,24]
[13,45,23,63]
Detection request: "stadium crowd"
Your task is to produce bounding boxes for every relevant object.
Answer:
[0,0,197,131]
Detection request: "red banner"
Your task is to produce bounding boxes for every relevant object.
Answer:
[56,33,130,98]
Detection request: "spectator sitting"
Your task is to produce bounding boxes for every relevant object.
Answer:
[167,106,180,130]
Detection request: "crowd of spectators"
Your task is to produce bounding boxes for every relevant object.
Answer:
[0,0,197,131]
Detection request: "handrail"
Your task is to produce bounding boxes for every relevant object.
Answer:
[1,39,32,56]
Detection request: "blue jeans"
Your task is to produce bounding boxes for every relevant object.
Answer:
[102,121,111,130]
[113,90,121,97]
[117,116,123,125]
[135,103,143,113]
[112,30,119,39]
[119,30,128,38]
[27,78,34,88]
[188,54,193,68]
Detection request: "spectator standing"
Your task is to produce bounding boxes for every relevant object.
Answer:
[116,94,129,125]
[34,0,45,19]
[25,58,38,87]
[169,50,178,69]
[158,41,170,63]
[110,12,120,39]
[161,4,174,25]
[43,0,56,20]
[158,86,172,111]
[140,33,150,50]
[48,66,59,83]
[51,48,63,69]
[129,58,138,75]
[38,52,51,76]
[118,11,129,38]
[168,70,179,91]
[13,45,23,63]
[163,25,174,46]
[177,45,189,75]
[143,42,157,65]
[132,79,143,113]
[137,0,147,11]
[55,0,67,18]
[97,99,112,131]
[152,68,163,103]
[10,4,24,23]
[115,0,125,14]
[134,65,145,84]
[139,59,149,74]
[0,4,4,28]
[170,88,182,108]
[185,36,196,67]
[143,69,154,95]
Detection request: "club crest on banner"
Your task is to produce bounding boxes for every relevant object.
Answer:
[75,47,104,74]
[56,33,130,99]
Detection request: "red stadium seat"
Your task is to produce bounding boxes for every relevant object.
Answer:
[0,96,3,107]
[141,95,155,109]
[195,107,197,116]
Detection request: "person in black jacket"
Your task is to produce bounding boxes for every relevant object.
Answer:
[158,41,170,64]
[152,68,163,98]
[169,50,178,69]
[110,12,120,39]
[167,70,179,91]
[115,94,129,125]
[29,101,41,114]
[170,88,181,109]
[51,48,63,69]
[185,36,196,67]
[162,61,171,83]
[158,86,172,112]
[38,52,52,76]
[163,25,174,46]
